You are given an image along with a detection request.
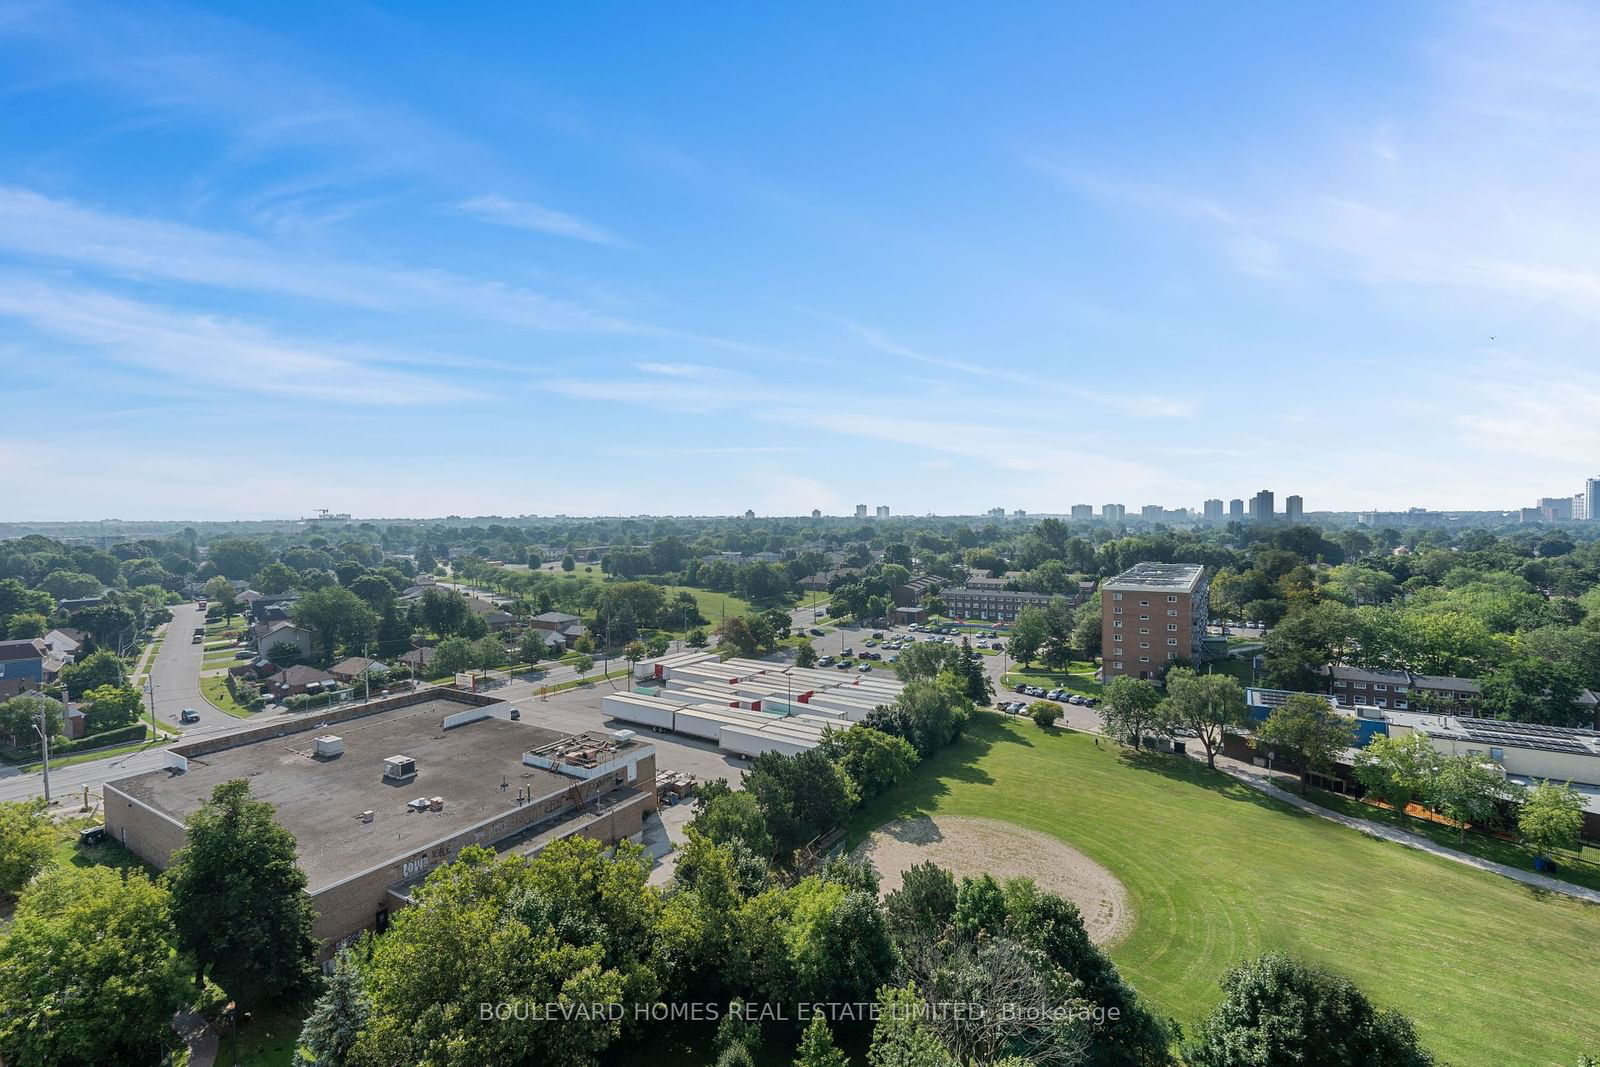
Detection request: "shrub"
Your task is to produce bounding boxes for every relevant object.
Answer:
[1027,701,1062,729]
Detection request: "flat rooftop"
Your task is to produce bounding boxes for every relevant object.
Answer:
[109,697,578,893]
[1103,562,1207,592]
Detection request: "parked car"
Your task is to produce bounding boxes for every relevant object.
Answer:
[809,627,825,636]
[818,656,834,666]
[872,632,884,640]
[841,647,853,657]
[233,650,253,659]
[1069,695,1087,705]
[836,661,853,670]
[858,664,872,672]
[179,708,200,723]
[191,633,203,644]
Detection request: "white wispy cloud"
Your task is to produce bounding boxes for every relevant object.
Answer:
[633,361,733,379]
[1036,1,1600,320]
[0,278,476,405]
[0,2,499,184]
[0,186,644,333]
[840,320,1198,418]
[456,194,625,246]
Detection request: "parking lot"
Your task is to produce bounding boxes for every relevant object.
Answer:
[796,617,1009,673]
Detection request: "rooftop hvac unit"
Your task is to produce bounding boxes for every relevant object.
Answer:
[314,735,344,758]
[429,796,445,812]
[611,729,636,742]
[383,754,417,780]
[406,797,430,812]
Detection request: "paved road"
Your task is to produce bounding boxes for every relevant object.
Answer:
[150,603,239,732]
[0,604,249,806]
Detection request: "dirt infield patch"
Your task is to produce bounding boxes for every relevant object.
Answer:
[854,815,1132,945]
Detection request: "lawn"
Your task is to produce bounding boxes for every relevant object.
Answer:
[1003,662,1103,695]
[220,1003,303,1067]
[51,814,154,875]
[200,675,257,718]
[844,715,1600,1067]
[1303,787,1600,895]
[658,585,754,634]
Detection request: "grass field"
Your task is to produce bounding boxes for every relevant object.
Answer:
[844,715,1600,1066]
[658,585,754,634]
[200,675,256,718]
[1304,787,1600,894]
[1003,661,1103,695]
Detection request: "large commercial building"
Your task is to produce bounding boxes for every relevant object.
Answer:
[1101,563,1210,681]
[104,690,656,958]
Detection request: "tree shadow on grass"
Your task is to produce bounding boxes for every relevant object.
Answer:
[1117,748,1317,820]
[840,718,1005,849]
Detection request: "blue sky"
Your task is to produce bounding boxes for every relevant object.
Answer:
[2,0,1598,519]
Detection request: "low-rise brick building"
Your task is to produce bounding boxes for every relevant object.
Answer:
[103,689,656,958]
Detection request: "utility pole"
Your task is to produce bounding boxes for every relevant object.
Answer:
[34,705,52,804]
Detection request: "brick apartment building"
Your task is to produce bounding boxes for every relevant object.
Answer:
[1101,563,1210,681]
[941,585,1056,623]
[1319,664,1600,725]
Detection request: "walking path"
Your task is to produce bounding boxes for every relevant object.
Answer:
[173,1009,217,1067]
[1213,758,1600,905]
[1039,696,1600,905]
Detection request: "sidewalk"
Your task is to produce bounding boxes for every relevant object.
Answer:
[1209,753,1600,906]
[1041,704,1600,906]
[173,1009,217,1067]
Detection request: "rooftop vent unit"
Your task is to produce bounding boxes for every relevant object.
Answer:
[429,796,445,812]
[611,729,636,742]
[383,754,417,781]
[406,797,430,812]
[314,735,344,758]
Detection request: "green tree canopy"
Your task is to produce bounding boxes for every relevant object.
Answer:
[166,778,319,1008]
[0,865,192,1066]
[1518,780,1585,861]
[0,798,54,897]
[1254,693,1357,791]
[1184,953,1436,1067]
